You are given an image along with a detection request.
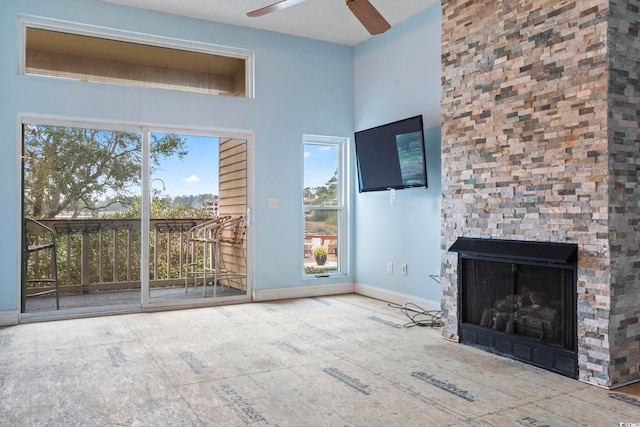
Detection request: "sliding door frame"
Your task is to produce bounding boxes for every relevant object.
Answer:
[17,114,254,320]
[140,125,254,309]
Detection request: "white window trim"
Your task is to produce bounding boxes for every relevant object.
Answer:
[303,134,349,278]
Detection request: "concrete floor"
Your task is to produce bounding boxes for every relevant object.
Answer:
[1,294,639,426]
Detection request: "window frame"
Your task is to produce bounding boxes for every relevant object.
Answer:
[303,135,348,278]
[18,16,255,98]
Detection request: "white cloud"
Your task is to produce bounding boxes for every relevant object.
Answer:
[183,174,201,183]
[304,152,310,158]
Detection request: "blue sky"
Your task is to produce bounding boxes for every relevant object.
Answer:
[304,143,337,189]
[151,134,220,198]
[151,135,335,198]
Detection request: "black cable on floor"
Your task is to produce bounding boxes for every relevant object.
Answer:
[388,302,443,328]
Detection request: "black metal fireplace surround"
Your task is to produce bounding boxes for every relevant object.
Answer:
[449,238,578,378]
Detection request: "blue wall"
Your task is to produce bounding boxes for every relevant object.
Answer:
[0,0,355,312]
[0,0,443,316]
[353,6,442,304]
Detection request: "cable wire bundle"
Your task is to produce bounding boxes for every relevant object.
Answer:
[388,302,443,328]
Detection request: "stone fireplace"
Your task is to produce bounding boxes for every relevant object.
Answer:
[440,1,639,388]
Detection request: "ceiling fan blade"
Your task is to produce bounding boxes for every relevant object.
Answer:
[346,0,391,35]
[247,0,308,17]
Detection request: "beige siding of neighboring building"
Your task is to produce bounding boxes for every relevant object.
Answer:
[218,138,247,290]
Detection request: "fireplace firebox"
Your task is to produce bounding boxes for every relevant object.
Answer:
[449,238,578,378]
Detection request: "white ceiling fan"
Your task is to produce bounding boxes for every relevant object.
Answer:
[247,0,391,35]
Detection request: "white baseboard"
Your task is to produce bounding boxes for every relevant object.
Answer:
[0,310,19,326]
[252,282,354,302]
[354,282,441,312]
[4,283,436,324]
[252,282,441,312]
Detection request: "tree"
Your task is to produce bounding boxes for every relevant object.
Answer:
[23,125,187,218]
[172,193,215,208]
[103,195,216,220]
[306,170,337,207]
[304,170,338,230]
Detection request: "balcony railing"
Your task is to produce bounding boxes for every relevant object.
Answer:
[23,218,336,300]
[23,218,211,296]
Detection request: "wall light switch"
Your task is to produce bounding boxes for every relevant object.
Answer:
[268,197,279,209]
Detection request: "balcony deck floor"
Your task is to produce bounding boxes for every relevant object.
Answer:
[24,283,245,313]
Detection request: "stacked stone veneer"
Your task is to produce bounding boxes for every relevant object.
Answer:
[440,0,639,388]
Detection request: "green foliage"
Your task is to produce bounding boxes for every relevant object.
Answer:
[46,199,214,288]
[305,170,337,207]
[23,125,187,219]
[101,196,215,220]
[313,246,327,257]
[172,194,215,207]
[310,210,337,225]
[304,169,338,234]
[304,266,328,275]
[162,202,215,219]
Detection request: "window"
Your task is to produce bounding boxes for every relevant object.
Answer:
[303,136,347,276]
[22,21,253,97]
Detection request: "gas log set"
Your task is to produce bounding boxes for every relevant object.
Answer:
[480,287,561,344]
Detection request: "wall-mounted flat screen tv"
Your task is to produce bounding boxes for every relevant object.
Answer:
[354,115,427,193]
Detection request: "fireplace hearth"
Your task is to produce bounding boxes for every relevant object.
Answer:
[450,238,578,378]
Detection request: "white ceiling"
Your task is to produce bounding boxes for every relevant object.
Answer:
[100,0,439,46]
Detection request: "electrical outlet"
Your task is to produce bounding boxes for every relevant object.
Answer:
[386,262,393,275]
[401,263,407,275]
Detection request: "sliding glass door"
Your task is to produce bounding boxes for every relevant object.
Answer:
[22,122,143,313]
[21,119,250,315]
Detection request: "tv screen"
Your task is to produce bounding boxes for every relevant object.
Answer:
[354,115,427,193]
